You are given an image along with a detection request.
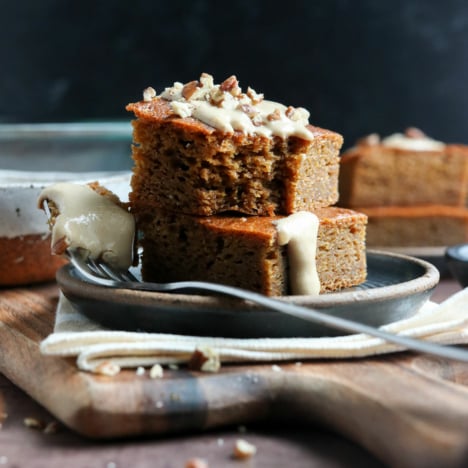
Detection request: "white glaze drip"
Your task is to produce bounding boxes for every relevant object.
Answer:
[274,211,320,295]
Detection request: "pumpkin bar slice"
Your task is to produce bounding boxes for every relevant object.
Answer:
[136,206,367,296]
[127,73,343,216]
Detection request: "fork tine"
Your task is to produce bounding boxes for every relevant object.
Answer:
[115,267,139,283]
[67,246,136,283]
[66,248,117,287]
[93,258,128,282]
[87,257,116,280]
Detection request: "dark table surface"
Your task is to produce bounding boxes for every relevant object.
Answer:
[0,279,462,468]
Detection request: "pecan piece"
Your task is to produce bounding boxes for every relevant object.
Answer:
[188,347,220,372]
[220,75,241,96]
[94,360,120,376]
[220,75,238,92]
[405,127,427,139]
[357,133,380,146]
[23,417,46,430]
[199,72,214,88]
[182,80,201,100]
[185,458,209,468]
[233,439,257,459]
[143,86,156,101]
[246,86,264,104]
[149,363,164,379]
[285,106,296,118]
[209,87,225,106]
[239,103,258,118]
[266,109,281,121]
[251,114,264,126]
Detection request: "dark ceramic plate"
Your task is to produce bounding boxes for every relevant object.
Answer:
[57,250,440,338]
[370,246,449,276]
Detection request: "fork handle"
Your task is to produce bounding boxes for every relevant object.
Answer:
[128,279,468,363]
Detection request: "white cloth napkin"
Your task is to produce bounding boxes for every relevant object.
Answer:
[40,289,468,374]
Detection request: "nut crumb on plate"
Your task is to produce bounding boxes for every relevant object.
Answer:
[43,421,60,434]
[233,439,257,459]
[188,347,221,373]
[185,458,209,468]
[94,361,121,376]
[149,364,164,379]
[23,417,45,430]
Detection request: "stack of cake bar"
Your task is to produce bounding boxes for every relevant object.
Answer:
[126,74,367,296]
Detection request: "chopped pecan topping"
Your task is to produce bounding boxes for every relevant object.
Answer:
[143,87,156,101]
[405,127,427,139]
[285,106,296,118]
[357,133,380,146]
[199,72,214,88]
[209,87,225,106]
[182,80,201,100]
[239,103,258,118]
[219,75,241,96]
[147,73,313,138]
[246,86,264,104]
[286,106,310,122]
[220,75,238,92]
[251,114,263,126]
[267,109,281,121]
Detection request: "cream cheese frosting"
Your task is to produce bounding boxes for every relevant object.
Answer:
[38,182,134,269]
[143,73,315,140]
[274,211,320,295]
[382,133,445,151]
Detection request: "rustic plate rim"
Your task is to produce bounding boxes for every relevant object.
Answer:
[57,249,440,311]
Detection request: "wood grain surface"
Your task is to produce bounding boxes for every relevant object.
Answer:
[1,283,468,468]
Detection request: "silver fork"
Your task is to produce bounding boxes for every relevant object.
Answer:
[65,246,468,363]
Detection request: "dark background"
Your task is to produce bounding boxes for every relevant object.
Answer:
[1,0,468,148]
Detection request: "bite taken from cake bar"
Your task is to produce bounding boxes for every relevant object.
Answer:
[127,73,343,216]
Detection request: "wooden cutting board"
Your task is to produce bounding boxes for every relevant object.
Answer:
[1,283,468,468]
